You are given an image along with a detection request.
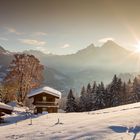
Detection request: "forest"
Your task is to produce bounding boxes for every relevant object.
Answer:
[65,75,140,112]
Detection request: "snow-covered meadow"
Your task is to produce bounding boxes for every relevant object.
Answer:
[0,102,140,140]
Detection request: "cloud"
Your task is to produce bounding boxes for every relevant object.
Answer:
[19,39,46,46]
[0,37,8,41]
[33,32,47,36]
[6,27,23,35]
[61,44,70,49]
[19,38,49,54]
[36,46,50,54]
[98,37,115,43]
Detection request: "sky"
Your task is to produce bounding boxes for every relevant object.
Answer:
[0,0,140,54]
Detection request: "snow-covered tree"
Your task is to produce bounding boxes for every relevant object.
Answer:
[79,82,97,111]
[86,83,91,94]
[92,81,97,93]
[132,77,140,102]
[121,82,127,104]
[128,79,131,85]
[94,82,107,110]
[85,83,94,111]
[125,79,134,103]
[107,75,122,107]
[65,89,77,112]
[79,86,86,112]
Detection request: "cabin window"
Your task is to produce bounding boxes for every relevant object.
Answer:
[42,96,47,101]
[48,97,53,102]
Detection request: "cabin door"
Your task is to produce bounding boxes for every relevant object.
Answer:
[47,107,57,113]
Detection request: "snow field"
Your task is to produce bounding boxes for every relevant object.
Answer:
[0,102,140,140]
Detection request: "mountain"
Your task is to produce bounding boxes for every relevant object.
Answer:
[1,41,140,92]
[25,40,140,90]
[25,40,135,73]
[0,46,6,54]
[0,46,14,82]
[0,46,13,66]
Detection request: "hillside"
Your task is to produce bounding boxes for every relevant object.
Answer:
[0,102,140,140]
[43,67,74,92]
[0,46,13,66]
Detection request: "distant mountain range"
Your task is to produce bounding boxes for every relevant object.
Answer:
[24,40,139,73]
[0,41,140,93]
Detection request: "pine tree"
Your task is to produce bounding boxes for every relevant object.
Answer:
[133,77,140,102]
[121,82,127,105]
[105,84,112,107]
[87,83,91,94]
[65,89,77,112]
[92,81,97,93]
[85,83,93,111]
[127,78,133,103]
[108,75,122,107]
[117,78,123,105]
[128,79,131,84]
[94,82,106,110]
[90,81,97,110]
[108,75,117,106]
[104,88,110,108]
[79,86,86,112]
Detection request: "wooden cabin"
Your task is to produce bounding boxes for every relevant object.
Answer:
[28,86,61,114]
[0,102,13,122]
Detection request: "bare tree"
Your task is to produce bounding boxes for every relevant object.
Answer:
[4,54,44,104]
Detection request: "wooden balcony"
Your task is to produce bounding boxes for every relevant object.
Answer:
[34,101,59,107]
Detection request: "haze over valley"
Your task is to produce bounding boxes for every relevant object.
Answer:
[1,40,140,93]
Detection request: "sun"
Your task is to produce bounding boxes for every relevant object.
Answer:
[134,42,140,53]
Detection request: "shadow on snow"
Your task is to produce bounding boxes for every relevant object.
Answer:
[109,125,140,140]
[0,111,47,127]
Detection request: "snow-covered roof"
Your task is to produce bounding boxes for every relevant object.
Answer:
[27,86,61,98]
[0,102,13,111]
